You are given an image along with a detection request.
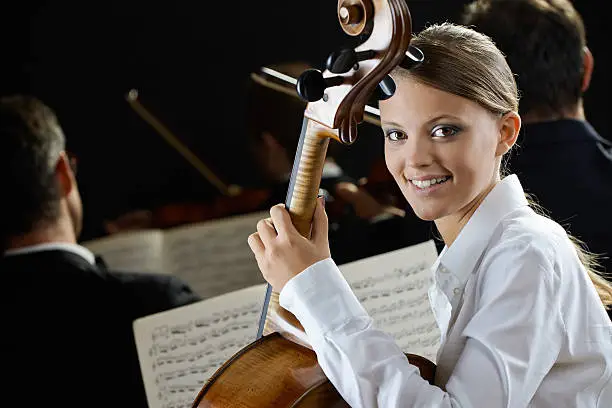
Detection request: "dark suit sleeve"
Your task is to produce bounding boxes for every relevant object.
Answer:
[107,270,202,318]
[149,274,202,308]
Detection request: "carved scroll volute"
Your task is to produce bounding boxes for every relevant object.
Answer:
[304,0,412,144]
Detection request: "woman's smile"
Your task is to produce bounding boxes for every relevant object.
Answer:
[406,175,452,196]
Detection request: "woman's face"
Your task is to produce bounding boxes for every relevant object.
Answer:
[379,75,516,221]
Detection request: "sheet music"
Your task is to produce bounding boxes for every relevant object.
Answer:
[81,230,165,274]
[163,211,268,298]
[134,284,268,408]
[134,240,440,408]
[343,239,440,362]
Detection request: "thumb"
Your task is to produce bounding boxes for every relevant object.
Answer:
[311,196,329,245]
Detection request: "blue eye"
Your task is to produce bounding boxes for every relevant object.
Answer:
[385,130,407,142]
[432,125,460,138]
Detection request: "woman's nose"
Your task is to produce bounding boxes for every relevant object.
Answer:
[404,135,434,168]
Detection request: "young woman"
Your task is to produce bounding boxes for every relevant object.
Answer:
[247,23,612,407]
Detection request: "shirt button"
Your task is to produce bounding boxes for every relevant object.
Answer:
[453,287,461,295]
[440,265,449,273]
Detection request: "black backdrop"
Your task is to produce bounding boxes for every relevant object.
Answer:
[1,1,607,240]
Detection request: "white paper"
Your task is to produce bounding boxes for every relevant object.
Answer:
[162,211,268,299]
[82,230,165,274]
[134,284,268,408]
[342,240,440,362]
[81,211,269,297]
[133,240,440,408]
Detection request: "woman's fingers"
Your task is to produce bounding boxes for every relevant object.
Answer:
[269,204,295,239]
[247,232,265,256]
[256,217,277,247]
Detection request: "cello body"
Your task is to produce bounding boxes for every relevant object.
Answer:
[192,333,436,407]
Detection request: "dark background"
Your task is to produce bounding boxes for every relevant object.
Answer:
[1,0,607,241]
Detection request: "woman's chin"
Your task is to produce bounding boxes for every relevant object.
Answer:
[415,212,438,221]
[410,203,447,221]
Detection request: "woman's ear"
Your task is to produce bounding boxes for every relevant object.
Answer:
[495,111,521,157]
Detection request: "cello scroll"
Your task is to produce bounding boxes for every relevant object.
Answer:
[296,0,417,144]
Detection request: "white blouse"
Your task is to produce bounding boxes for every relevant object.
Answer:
[280,175,612,407]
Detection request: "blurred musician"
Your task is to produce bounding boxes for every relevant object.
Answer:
[0,95,201,408]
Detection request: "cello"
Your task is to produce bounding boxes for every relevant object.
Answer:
[192,1,434,406]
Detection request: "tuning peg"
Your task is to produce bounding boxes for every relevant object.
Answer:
[375,75,396,100]
[296,69,345,102]
[368,75,396,102]
[326,49,377,73]
[401,45,425,70]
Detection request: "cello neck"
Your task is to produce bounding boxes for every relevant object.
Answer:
[256,117,339,345]
[284,118,335,237]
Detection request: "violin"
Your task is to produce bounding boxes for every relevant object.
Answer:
[192,1,435,406]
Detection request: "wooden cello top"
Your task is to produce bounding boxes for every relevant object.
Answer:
[192,333,436,407]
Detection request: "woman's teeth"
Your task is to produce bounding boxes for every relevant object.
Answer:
[411,176,450,188]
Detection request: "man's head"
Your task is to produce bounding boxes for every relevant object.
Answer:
[461,0,593,122]
[0,95,83,249]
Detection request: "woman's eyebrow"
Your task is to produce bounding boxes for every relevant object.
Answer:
[381,121,404,129]
[382,114,463,130]
[424,114,462,127]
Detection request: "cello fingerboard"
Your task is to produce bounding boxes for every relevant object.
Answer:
[260,118,337,341]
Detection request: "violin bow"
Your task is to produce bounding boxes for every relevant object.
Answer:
[125,89,241,197]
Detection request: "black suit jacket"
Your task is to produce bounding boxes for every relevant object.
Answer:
[508,119,612,276]
[0,249,201,408]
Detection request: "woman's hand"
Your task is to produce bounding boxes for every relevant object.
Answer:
[248,197,331,292]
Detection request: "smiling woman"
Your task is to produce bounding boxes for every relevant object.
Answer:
[248,22,612,407]
[380,33,520,244]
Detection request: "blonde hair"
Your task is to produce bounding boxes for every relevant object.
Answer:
[527,195,612,307]
[396,23,612,308]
